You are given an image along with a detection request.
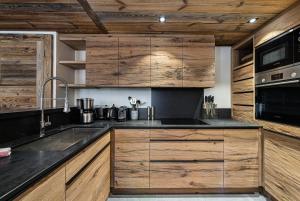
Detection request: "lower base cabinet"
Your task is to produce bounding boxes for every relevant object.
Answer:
[66,146,110,201]
[264,130,300,201]
[15,132,111,201]
[15,167,66,201]
[113,129,260,192]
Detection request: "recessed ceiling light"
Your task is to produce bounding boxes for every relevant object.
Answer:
[248,18,258,24]
[159,16,166,23]
[289,29,294,32]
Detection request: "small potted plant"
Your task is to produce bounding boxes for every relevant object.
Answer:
[128,96,142,120]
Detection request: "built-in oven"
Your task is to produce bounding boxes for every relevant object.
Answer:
[255,26,300,126]
[255,26,300,73]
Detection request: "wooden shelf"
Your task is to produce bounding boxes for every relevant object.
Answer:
[59,60,85,69]
[233,60,253,70]
[58,84,102,89]
[59,37,86,50]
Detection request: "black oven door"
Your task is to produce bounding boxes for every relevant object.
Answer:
[295,27,300,63]
[255,32,294,73]
[256,83,300,126]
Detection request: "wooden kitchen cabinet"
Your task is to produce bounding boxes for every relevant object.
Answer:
[264,130,300,201]
[150,37,183,87]
[15,167,66,201]
[149,129,224,189]
[182,36,215,88]
[66,146,110,201]
[114,129,150,188]
[224,129,259,188]
[118,37,151,87]
[86,36,119,86]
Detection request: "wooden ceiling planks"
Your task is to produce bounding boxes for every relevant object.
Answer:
[0,0,298,45]
[0,1,102,33]
[88,0,298,45]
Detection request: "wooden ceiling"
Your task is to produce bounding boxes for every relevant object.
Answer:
[0,0,298,45]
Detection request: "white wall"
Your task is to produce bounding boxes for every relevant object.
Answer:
[73,46,232,108]
[204,46,232,108]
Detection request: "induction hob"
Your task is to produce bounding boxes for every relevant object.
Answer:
[160,118,208,125]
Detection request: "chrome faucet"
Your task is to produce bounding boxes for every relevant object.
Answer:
[40,76,70,136]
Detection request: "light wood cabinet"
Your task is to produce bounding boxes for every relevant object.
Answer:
[66,146,110,201]
[15,167,66,201]
[183,36,215,87]
[66,132,110,182]
[150,37,183,87]
[86,36,119,86]
[224,129,259,188]
[119,37,151,87]
[114,129,150,188]
[264,130,300,201]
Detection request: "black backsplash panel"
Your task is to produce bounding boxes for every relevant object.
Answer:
[0,108,78,147]
[151,88,204,119]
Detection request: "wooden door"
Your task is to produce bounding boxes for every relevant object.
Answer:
[182,36,215,87]
[86,36,118,86]
[66,146,110,201]
[119,37,150,87]
[264,130,300,201]
[114,129,150,188]
[16,167,65,201]
[0,34,52,109]
[224,129,259,188]
[150,37,183,87]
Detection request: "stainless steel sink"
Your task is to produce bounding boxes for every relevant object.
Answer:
[16,127,103,151]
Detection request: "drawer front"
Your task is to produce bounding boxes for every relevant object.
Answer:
[150,162,223,188]
[114,129,149,143]
[233,63,254,82]
[16,167,65,201]
[66,146,110,201]
[66,132,110,182]
[224,129,259,188]
[114,142,149,188]
[150,129,224,140]
[150,141,223,161]
[232,78,254,93]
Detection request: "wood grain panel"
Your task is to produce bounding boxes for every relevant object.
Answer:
[114,129,149,143]
[114,143,149,188]
[86,36,118,61]
[254,2,300,47]
[232,92,254,106]
[150,141,223,161]
[86,61,118,86]
[16,167,65,201]
[264,130,300,201]
[232,78,254,93]
[150,37,183,87]
[66,132,110,182]
[232,105,254,122]
[114,129,150,189]
[150,162,223,188]
[119,36,150,87]
[150,129,224,140]
[233,63,254,82]
[66,146,110,201]
[224,129,259,188]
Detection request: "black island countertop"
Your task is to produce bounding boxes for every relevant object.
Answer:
[0,119,260,201]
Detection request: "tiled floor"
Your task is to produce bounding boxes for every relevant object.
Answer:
[108,194,267,201]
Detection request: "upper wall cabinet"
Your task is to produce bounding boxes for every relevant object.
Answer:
[65,34,215,88]
[86,36,119,86]
[183,36,215,88]
[119,37,151,87]
[151,37,183,87]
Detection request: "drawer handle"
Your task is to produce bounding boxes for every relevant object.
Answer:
[150,139,224,142]
[150,160,224,163]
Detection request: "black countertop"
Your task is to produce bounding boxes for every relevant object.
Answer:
[0,119,260,201]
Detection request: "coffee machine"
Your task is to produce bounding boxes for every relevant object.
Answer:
[77,98,94,124]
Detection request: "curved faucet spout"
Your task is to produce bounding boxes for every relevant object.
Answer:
[40,76,70,136]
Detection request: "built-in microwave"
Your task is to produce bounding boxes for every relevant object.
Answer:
[255,26,300,126]
[255,26,300,73]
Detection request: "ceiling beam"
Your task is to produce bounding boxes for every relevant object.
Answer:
[76,0,108,34]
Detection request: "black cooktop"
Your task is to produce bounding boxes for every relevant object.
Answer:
[161,118,208,125]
